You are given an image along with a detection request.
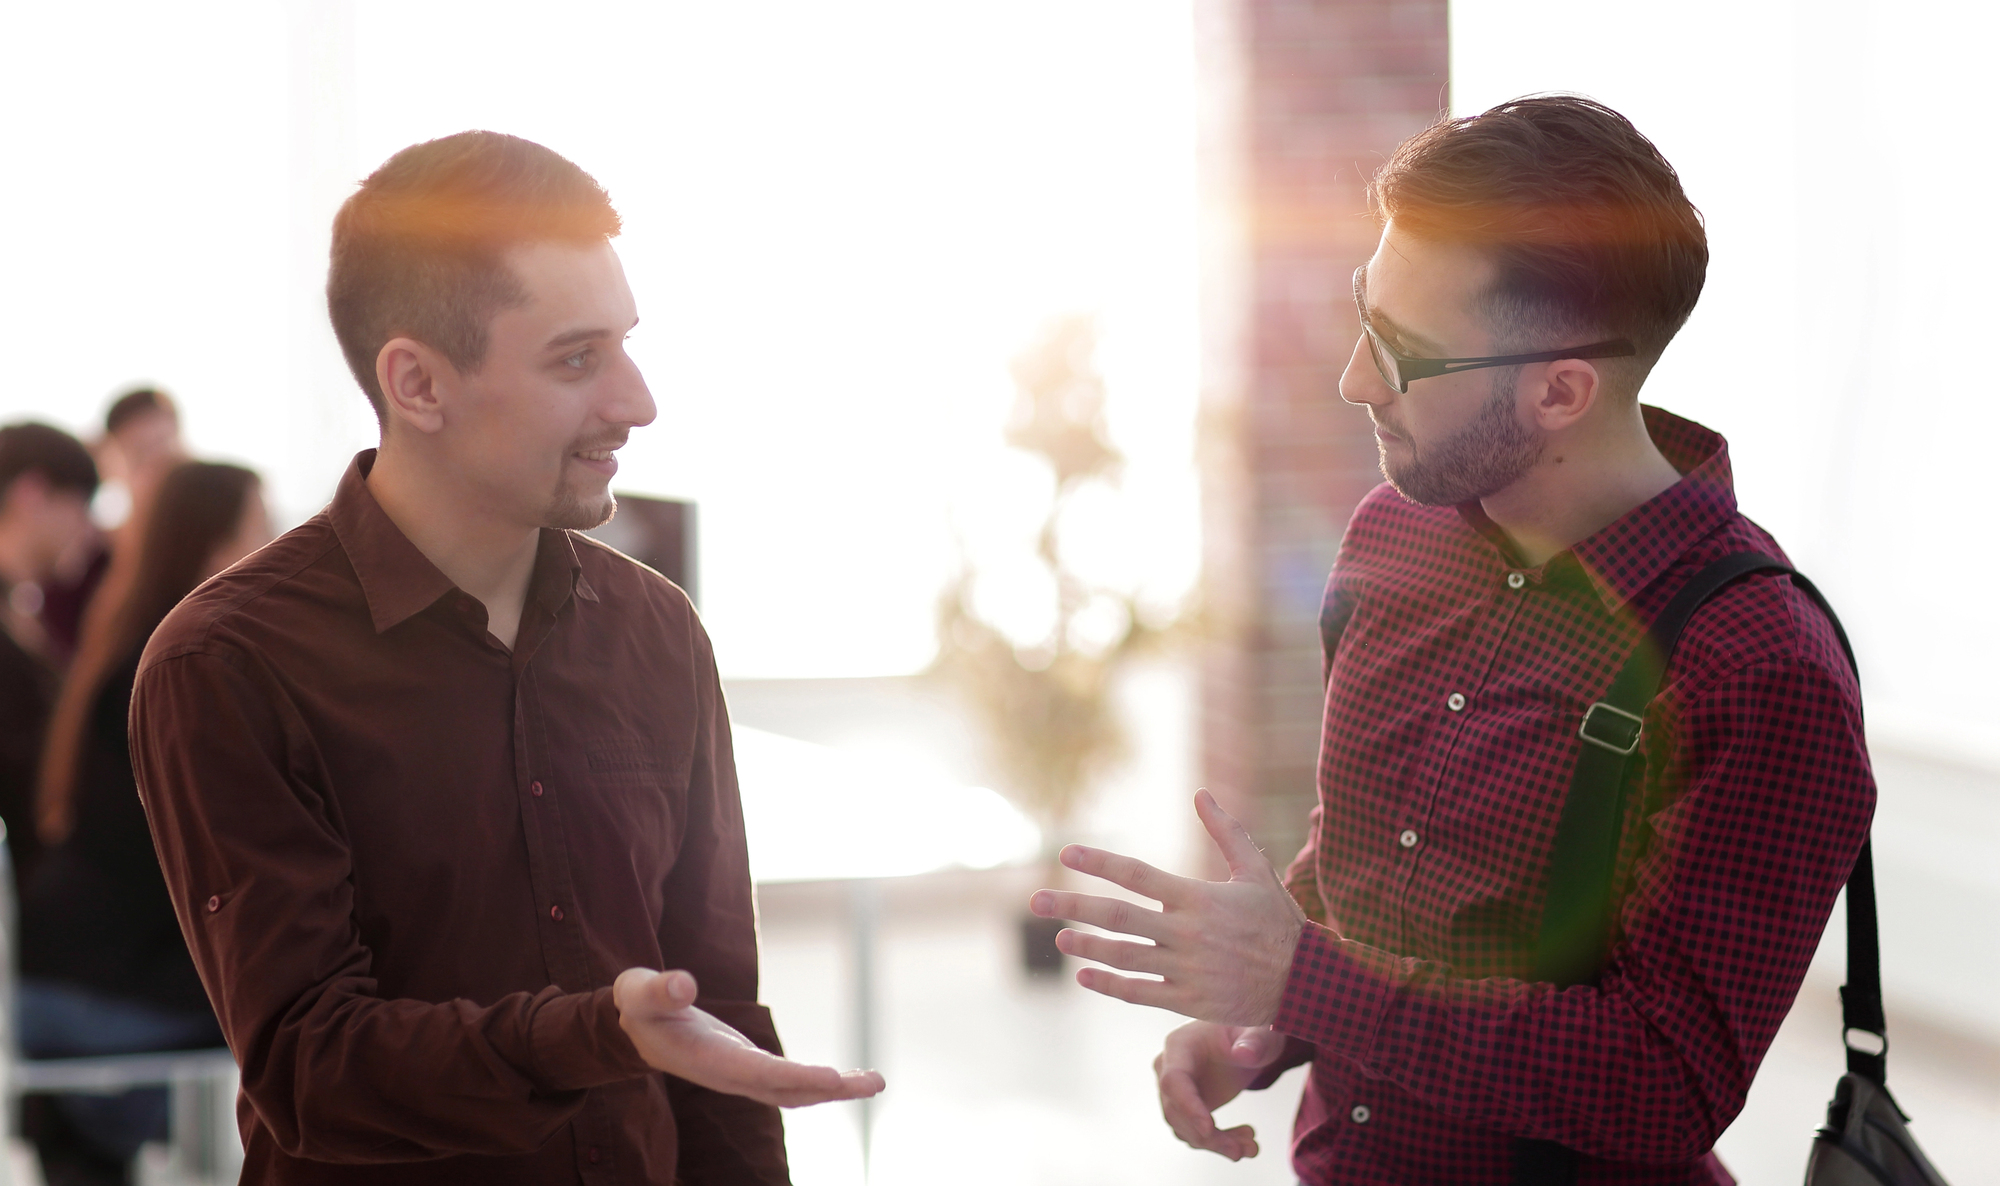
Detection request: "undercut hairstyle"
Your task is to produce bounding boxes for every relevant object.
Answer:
[327,131,622,423]
[104,387,178,436]
[0,423,98,501]
[1373,95,1708,373]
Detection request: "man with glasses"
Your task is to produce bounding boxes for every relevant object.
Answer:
[1031,96,1873,1182]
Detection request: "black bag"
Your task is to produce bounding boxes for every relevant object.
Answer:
[1509,554,1952,1185]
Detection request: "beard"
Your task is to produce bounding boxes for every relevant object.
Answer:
[1378,369,1543,506]
[543,484,616,531]
[540,438,623,530]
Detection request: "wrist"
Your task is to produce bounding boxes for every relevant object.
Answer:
[1245,918,1302,1026]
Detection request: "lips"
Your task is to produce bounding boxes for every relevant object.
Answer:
[570,444,621,477]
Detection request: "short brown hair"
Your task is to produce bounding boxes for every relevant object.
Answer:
[1373,95,1707,368]
[327,131,622,422]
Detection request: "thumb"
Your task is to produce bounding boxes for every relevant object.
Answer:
[616,967,699,1017]
[1226,1026,1287,1068]
[653,968,699,1011]
[1195,789,1263,879]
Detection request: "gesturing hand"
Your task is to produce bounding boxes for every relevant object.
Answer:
[1028,789,1305,1026]
[612,968,884,1107]
[1154,1022,1289,1160]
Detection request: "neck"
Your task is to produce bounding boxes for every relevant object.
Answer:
[366,437,540,650]
[1480,401,1682,567]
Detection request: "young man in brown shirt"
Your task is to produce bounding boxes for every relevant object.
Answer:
[130,131,879,1185]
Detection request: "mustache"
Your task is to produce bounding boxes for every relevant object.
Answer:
[568,434,629,453]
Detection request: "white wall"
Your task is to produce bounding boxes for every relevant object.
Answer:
[1453,0,2000,758]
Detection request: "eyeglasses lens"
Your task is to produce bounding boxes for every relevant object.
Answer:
[1365,327,1402,393]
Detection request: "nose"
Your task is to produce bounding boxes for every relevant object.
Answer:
[1338,332,1392,409]
[606,348,658,430]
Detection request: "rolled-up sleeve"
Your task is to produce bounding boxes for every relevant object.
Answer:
[131,647,654,1164]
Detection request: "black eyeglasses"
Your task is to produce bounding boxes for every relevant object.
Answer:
[1353,267,1636,394]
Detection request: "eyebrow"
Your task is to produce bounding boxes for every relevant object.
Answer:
[1354,272,1449,357]
[544,316,640,353]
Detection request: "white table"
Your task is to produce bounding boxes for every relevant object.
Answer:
[733,726,1039,1179]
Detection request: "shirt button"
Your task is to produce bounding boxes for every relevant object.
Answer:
[550,904,565,921]
[1447,692,1467,711]
[206,895,221,913]
[587,1146,601,1164]
[1507,571,1526,589]
[1399,829,1419,849]
[1351,1104,1371,1124]
[530,780,544,797]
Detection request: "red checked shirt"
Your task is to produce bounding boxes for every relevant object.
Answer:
[1266,408,1873,1184]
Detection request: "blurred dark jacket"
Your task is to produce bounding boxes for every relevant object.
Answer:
[0,622,55,887]
[19,651,210,1015]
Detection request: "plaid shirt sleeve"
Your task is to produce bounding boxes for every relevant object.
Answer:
[1276,583,1874,1164]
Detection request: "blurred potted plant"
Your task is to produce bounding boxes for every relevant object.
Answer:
[932,315,1161,975]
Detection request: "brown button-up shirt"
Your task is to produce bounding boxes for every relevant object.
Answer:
[130,452,788,1185]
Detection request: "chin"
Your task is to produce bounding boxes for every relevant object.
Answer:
[544,488,616,532]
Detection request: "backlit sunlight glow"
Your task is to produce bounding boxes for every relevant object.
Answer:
[0,0,1200,680]
[734,726,1040,883]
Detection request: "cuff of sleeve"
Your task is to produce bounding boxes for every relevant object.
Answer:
[528,986,655,1092]
[1246,1035,1316,1091]
[1272,921,1407,1062]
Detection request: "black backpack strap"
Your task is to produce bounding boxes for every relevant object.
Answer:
[1707,570,1883,1085]
[1529,551,1790,987]
[1515,552,1853,1183]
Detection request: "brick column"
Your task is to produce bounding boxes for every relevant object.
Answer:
[1195,0,1448,864]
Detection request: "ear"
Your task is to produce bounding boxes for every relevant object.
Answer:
[1525,358,1601,433]
[375,337,454,438]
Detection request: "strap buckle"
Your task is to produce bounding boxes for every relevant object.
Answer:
[1843,1027,1888,1057]
[1578,702,1644,755]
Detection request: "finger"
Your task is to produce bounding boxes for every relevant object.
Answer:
[1215,1123,1260,1160]
[1058,843,1193,907]
[1074,965,1175,1010]
[1157,1068,1217,1144]
[770,1067,886,1108]
[1194,789,1266,880]
[1227,1026,1288,1068]
[1029,890,1167,941]
[1056,928,1163,975]
[1160,1071,1256,1160]
[722,1050,886,1108]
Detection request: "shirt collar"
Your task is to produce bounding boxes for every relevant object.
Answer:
[1571,406,1737,611]
[1456,406,1738,612]
[329,450,596,635]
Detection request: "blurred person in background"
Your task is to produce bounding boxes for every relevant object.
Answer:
[18,460,267,1186]
[91,387,187,548]
[1034,96,1872,1184]
[40,388,192,671]
[0,423,101,886]
[129,130,879,1186]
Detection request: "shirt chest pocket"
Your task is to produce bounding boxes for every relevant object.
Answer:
[586,742,669,781]
[575,741,685,873]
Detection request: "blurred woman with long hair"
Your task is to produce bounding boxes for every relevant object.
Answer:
[19,460,268,1186]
